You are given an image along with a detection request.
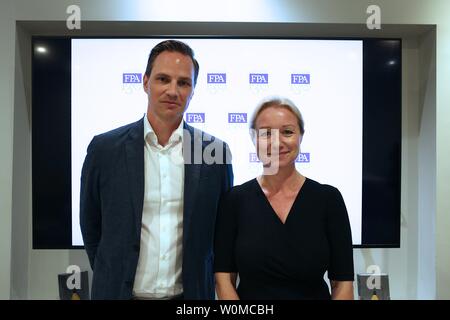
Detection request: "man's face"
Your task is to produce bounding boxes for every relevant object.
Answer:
[143,51,195,124]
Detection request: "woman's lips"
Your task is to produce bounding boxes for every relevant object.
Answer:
[267,151,290,156]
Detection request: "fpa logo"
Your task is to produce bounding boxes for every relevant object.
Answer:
[249,73,269,94]
[186,113,205,123]
[228,113,247,123]
[249,153,260,163]
[207,73,226,83]
[249,73,268,84]
[291,74,310,84]
[290,73,311,95]
[207,73,227,94]
[295,153,310,163]
[122,73,142,95]
[123,73,142,83]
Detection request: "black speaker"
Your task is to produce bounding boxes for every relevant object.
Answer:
[58,270,90,300]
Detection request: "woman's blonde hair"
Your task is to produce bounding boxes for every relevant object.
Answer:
[249,96,305,135]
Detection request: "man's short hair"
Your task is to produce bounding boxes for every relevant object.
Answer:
[144,40,200,86]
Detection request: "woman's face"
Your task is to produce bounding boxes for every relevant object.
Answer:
[254,106,302,172]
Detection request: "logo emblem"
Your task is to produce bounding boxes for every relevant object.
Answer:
[186,113,205,123]
[206,73,227,94]
[228,113,247,123]
[249,73,269,94]
[290,73,311,95]
[122,73,142,94]
[295,153,310,163]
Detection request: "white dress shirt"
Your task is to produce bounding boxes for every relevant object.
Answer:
[132,115,185,299]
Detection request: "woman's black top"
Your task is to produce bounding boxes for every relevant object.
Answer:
[214,177,354,300]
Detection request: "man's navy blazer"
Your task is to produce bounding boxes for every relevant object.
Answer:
[80,117,233,300]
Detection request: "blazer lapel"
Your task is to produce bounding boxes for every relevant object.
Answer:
[125,118,145,239]
[183,123,202,247]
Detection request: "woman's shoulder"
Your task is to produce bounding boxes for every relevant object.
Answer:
[304,177,341,197]
[220,178,258,206]
[228,178,258,195]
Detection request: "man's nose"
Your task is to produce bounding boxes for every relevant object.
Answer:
[166,80,178,98]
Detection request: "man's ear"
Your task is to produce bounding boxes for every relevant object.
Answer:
[143,74,149,93]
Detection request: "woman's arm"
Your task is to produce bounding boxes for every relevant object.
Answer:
[215,272,240,300]
[330,280,354,300]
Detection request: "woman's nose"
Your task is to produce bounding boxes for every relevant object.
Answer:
[270,131,281,147]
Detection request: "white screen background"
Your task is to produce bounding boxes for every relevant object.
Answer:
[72,38,362,246]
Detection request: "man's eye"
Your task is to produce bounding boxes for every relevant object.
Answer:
[179,80,191,87]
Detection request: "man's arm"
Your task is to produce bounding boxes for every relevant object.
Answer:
[79,137,102,269]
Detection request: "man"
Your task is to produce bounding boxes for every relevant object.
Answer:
[80,40,233,300]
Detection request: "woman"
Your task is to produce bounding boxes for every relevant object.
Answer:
[214,97,354,300]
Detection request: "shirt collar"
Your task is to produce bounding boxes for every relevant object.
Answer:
[144,114,184,147]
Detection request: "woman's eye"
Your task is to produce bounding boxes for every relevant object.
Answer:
[259,130,271,137]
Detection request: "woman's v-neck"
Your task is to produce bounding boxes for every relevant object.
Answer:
[254,177,308,225]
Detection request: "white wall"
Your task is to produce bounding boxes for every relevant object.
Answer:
[434,23,450,301]
[2,0,449,299]
[0,0,14,300]
[417,29,437,299]
[351,32,436,300]
[10,23,31,300]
